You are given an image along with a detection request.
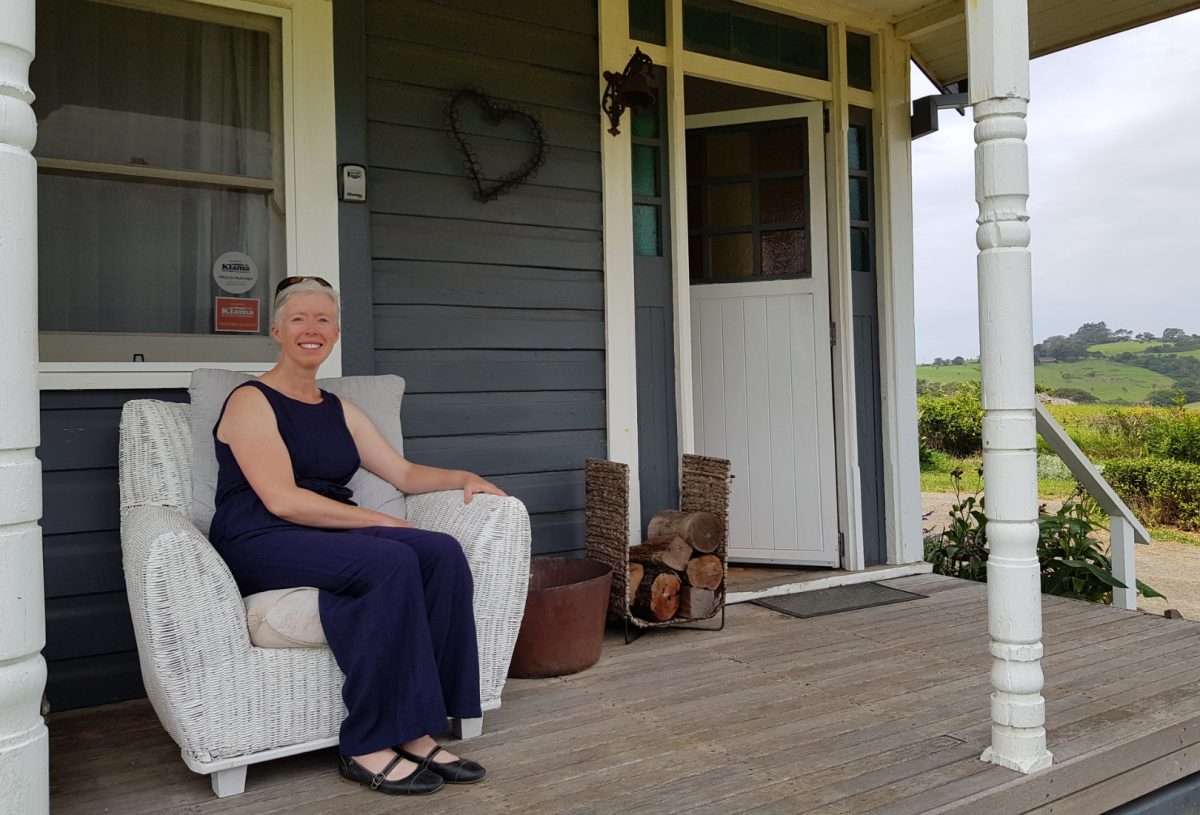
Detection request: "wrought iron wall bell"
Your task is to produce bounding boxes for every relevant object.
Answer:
[602,47,655,136]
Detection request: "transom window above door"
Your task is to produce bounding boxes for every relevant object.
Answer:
[33,0,287,364]
[687,120,811,283]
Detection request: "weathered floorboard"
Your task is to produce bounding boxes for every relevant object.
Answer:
[48,576,1200,815]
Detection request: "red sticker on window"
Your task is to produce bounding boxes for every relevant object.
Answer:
[215,297,260,333]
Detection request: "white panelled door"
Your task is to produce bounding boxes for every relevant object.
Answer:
[688,103,839,566]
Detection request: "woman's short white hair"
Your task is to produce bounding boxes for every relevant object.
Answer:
[271,278,341,327]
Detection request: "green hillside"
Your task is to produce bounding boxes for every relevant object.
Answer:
[1087,341,1154,357]
[917,359,1174,403]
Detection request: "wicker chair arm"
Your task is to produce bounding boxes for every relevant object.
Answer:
[406,491,531,708]
[121,505,344,763]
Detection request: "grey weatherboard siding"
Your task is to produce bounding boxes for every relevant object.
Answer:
[354,0,606,555]
[39,0,605,711]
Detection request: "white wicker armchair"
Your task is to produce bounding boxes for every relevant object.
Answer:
[117,399,531,797]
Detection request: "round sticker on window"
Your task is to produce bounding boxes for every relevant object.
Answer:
[212,252,259,294]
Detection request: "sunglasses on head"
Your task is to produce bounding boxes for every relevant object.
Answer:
[274,276,333,298]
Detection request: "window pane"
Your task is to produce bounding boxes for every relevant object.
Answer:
[32,0,275,178]
[849,176,869,221]
[760,178,805,224]
[731,15,775,61]
[632,144,660,197]
[778,24,827,79]
[684,0,827,80]
[848,125,867,171]
[686,133,707,179]
[38,174,283,335]
[633,204,662,256]
[761,230,807,277]
[706,131,753,176]
[759,125,805,173]
[683,4,730,51]
[709,233,753,278]
[689,235,704,280]
[629,0,666,45]
[847,32,872,91]
[707,183,752,229]
[851,227,871,272]
[631,99,660,139]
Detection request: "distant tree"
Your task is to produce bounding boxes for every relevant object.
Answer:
[1163,328,1187,341]
[1144,388,1189,407]
[1113,328,1133,340]
[1074,322,1115,346]
[1136,332,1157,342]
[1050,387,1099,403]
[933,357,947,366]
[951,356,965,365]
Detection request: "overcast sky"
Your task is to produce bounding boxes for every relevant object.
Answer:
[910,10,1200,363]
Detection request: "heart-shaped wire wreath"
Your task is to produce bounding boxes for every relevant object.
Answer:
[445,86,549,203]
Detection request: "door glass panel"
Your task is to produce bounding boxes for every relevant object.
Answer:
[706,131,753,176]
[708,182,752,228]
[759,178,805,224]
[759,125,805,172]
[689,235,704,280]
[709,233,753,278]
[761,229,807,277]
[848,125,867,171]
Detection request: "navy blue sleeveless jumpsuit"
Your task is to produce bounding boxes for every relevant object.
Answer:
[209,381,481,756]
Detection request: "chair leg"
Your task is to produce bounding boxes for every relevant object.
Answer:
[451,716,483,739]
[211,765,248,797]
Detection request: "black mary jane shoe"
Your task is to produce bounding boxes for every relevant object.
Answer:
[338,753,444,795]
[397,745,487,785]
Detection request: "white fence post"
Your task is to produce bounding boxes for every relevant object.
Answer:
[968,0,1053,775]
[1110,515,1137,611]
[0,0,48,811]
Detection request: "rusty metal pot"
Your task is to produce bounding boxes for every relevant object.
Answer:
[508,556,613,678]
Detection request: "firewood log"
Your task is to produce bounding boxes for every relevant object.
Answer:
[678,587,717,620]
[633,569,681,622]
[627,562,644,605]
[685,554,722,590]
[628,535,692,572]
[647,510,722,554]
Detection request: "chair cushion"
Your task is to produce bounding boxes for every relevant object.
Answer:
[189,369,408,535]
[244,587,326,648]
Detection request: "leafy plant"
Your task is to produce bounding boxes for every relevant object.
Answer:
[1104,456,1200,530]
[923,471,1164,603]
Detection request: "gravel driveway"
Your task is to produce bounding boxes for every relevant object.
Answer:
[922,492,1200,620]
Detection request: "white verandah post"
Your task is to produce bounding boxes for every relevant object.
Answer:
[0,0,48,811]
[968,0,1053,774]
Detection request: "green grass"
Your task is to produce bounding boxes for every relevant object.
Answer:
[918,359,1175,403]
[1033,360,1174,402]
[1087,341,1155,356]
[920,452,1078,498]
[916,362,981,385]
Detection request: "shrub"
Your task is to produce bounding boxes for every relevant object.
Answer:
[1104,456,1200,530]
[1144,409,1200,464]
[918,381,983,456]
[1050,387,1099,403]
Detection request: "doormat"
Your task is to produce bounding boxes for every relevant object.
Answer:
[751,582,925,619]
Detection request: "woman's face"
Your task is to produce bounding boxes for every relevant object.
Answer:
[271,290,340,368]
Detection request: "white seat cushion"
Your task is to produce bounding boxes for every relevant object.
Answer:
[244,587,326,648]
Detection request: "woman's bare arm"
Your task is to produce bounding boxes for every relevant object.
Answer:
[217,387,409,528]
[341,398,506,503]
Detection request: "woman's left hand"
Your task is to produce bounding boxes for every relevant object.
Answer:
[463,474,507,504]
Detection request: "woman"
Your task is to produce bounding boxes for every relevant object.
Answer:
[210,276,503,796]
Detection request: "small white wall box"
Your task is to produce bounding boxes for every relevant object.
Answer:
[339,164,367,202]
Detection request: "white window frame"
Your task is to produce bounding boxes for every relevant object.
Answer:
[37,0,340,389]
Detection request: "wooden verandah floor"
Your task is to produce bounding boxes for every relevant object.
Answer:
[49,574,1200,814]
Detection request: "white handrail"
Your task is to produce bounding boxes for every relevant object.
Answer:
[1034,402,1149,610]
